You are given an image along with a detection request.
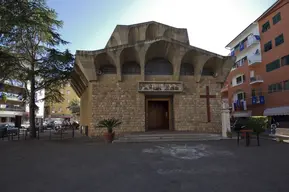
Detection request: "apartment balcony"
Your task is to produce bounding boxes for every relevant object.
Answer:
[2,79,25,88]
[0,92,23,102]
[248,54,262,66]
[250,75,264,85]
[250,95,265,105]
[0,105,26,112]
[246,35,260,48]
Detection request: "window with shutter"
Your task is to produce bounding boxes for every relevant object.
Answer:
[264,41,272,52]
[100,65,117,74]
[262,21,270,33]
[275,34,284,46]
[266,59,280,72]
[268,82,283,93]
[236,76,243,84]
[268,85,272,93]
[273,12,281,25]
[281,55,289,66]
[284,80,289,90]
[277,82,282,91]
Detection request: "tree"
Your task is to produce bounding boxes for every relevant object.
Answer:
[0,0,51,82]
[68,98,80,114]
[1,0,74,138]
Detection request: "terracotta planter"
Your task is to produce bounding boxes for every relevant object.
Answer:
[103,132,115,143]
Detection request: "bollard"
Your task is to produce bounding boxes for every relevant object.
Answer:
[18,129,20,140]
[49,129,52,140]
[37,129,40,140]
[60,128,63,140]
[85,126,88,136]
[72,125,75,138]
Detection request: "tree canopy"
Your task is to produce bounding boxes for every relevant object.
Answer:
[0,0,75,137]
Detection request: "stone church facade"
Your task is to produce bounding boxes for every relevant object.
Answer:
[71,21,235,137]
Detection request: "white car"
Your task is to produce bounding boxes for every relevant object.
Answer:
[21,122,30,129]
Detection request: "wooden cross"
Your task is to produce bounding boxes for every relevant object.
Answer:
[200,86,216,122]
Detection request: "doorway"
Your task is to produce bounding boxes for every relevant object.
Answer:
[146,97,172,131]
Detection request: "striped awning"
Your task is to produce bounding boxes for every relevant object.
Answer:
[232,111,252,118]
[264,106,289,116]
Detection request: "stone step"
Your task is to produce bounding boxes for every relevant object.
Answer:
[113,134,222,143]
[122,133,220,138]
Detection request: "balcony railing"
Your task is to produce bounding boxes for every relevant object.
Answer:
[3,79,25,88]
[232,99,247,112]
[247,35,260,48]
[250,75,264,84]
[0,92,23,102]
[0,107,25,112]
[248,54,262,66]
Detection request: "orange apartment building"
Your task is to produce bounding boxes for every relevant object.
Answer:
[222,0,289,127]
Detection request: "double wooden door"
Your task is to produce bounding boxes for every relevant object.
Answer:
[147,100,169,130]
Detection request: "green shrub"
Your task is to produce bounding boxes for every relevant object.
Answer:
[245,117,268,134]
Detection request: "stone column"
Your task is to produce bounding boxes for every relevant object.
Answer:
[221,99,231,138]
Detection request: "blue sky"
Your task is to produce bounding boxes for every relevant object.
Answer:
[47,0,277,55]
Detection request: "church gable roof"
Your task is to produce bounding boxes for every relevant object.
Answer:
[105,21,190,48]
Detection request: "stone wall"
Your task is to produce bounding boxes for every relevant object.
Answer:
[89,75,145,136]
[174,76,222,133]
[86,74,223,136]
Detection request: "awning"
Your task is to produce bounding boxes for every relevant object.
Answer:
[263,106,289,116]
[232,111,252,118]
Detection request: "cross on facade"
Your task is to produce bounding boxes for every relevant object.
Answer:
[200,86,216,122]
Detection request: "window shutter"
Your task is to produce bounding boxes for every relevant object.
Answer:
[244,92,246,99]
[243,75,245,81]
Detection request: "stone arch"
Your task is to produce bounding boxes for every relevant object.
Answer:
[163,28,175,40]
[109,36,118,47]
[145,40,175,75]
[180,50,200,76]
[94,53,116,74]
[202,57,222,76]
[180,49,203,76]
[146,23,158,41]
[120,47,140,74]
[128,27,139,45]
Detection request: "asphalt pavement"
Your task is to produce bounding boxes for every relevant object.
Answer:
[1,139,288,192]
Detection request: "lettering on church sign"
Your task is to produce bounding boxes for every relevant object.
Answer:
[138,81,183,92]
[200,86,216,122]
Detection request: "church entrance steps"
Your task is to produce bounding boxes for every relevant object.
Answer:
[113,133,222,143]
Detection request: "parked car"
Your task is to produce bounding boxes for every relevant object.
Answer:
[0,123,19,137]
[21,121,30,129]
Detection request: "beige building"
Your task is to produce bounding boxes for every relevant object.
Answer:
[44,83,79,119]
[71,21,235,137]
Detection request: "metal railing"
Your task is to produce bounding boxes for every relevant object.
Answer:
[250,75,263,83]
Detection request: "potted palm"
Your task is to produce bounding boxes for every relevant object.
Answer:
[96,118,121,143]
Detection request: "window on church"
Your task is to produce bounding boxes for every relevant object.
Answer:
[99,65,117,74]
[180,63,194,75]
[122,62,141,74]
[145,58,173,75]
[202,69,214,76]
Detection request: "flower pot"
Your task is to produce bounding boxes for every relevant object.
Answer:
[103,132,115,143]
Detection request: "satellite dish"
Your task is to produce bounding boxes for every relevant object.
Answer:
[97,70,102,75]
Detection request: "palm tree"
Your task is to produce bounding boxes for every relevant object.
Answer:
[96,118,122,133]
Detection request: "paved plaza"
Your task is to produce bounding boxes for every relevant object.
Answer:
[1,139,289,192]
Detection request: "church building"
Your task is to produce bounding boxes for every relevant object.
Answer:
[71,21,235,136]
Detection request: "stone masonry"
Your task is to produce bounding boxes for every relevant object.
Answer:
[71,21,235,137]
